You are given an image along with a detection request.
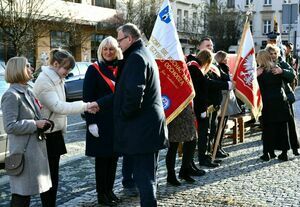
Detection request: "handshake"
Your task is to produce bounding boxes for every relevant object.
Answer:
[86,102,100,114]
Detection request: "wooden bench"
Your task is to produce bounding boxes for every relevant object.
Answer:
[225,113,253,144]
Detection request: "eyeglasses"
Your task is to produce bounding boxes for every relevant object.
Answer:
[117,36,128,43]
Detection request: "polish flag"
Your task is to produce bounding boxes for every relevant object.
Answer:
[233,21,262,119]
[148,0,195,124]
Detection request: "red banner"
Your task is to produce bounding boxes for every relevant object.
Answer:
[156,59,194,123]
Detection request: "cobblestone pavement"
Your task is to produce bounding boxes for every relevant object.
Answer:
[0,88,300,207]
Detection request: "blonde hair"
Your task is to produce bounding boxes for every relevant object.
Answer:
[49,48,75,70]
[214,50,227,64]
[256,50,274,71]
[5,57,31,84]
[97,36,123,62]
[197,49,213,74]
[265,44,280,58]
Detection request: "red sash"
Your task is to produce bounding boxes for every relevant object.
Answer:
[92,62,115,92]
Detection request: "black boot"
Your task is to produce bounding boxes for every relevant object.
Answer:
[167,171,181,186]
[179,168,195,183]
[97,193,117,206]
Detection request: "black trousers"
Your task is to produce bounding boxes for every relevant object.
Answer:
[95,156,118,195]
[40,156,60,207]
[11,194,30,207]
[197,117,210,160]
[166,140,196,173]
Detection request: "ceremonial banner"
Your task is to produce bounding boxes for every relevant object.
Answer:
[233,21,262,119]
[148,0,194,124]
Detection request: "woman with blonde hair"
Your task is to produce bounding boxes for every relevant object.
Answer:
[256,49,295,161]
[83,36,123,206]
[1,57,52,207]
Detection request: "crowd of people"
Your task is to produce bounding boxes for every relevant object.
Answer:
[1,22,299,207]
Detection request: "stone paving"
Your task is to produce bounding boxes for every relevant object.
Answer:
[0,88,300,206]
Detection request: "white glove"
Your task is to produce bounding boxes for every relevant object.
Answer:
[227,81,234,90]
[200,112,206,118]
[88,124,99,137]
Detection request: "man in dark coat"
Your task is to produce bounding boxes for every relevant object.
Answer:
[114,23,168,207]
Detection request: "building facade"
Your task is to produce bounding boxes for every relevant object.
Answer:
[220,0,300,55]
[0,0,117,66]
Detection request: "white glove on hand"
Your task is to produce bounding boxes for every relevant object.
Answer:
[227,81,234,90]
[200,112,206,118]
[88,124,99,137]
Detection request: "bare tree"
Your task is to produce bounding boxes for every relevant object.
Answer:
[202,0,243,52]
[117,0,162,39]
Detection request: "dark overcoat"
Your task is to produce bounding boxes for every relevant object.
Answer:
[83,61,116,157]
[112,40,168,155]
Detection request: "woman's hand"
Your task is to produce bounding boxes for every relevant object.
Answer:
[257,67,263,76]
[35,120,51,129]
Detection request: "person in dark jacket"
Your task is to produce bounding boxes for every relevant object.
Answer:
[96,23,168,207]
[256,49,295,161]
[187,49,232,168]
[83,36,123,206]
[265,44,300,157]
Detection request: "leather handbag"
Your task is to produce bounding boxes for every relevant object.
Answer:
[4,136,30,176]
[5,153,25,176]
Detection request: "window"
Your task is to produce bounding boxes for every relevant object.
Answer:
[65,0,82,2]
[177,9,182,30]
[183,10,189,30]
[264,0,271,5]
[227,0,235,8]
[284,0,291,3]
[92,0,116,9]
[91,34,107,62]
[263,20,271,34]
[192,12,197,32]
[246,0,253,5]
[50,31,70,49]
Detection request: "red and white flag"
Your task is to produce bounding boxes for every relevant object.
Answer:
[148,0,194,124]
[233,21,262,119]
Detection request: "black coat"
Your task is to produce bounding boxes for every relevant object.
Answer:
[83,61,116,157]
[112,40,168,155]
[187,55,228,120]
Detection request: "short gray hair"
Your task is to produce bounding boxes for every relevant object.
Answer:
[97,36,123,62]
[117,23,141,40]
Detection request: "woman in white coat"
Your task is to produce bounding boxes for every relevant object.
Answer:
[1,57,52,207]
[33,49,98,207]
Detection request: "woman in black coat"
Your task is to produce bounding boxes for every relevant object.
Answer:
[83,36,123,206]
[256,50,295,161]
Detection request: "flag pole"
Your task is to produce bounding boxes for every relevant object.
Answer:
[211,15,251,162]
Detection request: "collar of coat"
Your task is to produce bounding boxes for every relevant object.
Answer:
[42,66,63,85]
[10,83,29,94]
[123,39,143,59]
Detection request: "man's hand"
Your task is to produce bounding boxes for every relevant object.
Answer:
[86,102,99,114]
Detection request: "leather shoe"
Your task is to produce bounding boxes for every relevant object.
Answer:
[260,154,270,161]
[199,158,220,168]
[293,149,300,156]
[167,175,181,186]
[97,194,117,206]
[216,150,228,158]
[178,172,196,183]
[278,153,288,161]
[188,167,206,176]
[108,191,121,203]
[269,152,276,159]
